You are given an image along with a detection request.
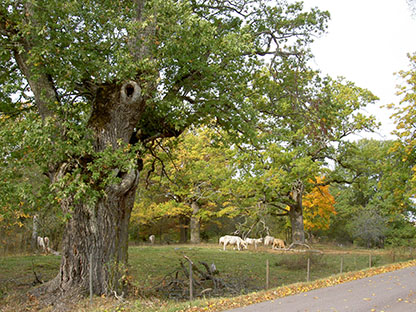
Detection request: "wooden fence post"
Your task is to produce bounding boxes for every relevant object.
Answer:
[89,253,93,305]
[340,256,344,274]
[266,259,270,290]
[183,255,194,301]
[369,254,372,268]
[189,261,193,301]
[307,257,310,282]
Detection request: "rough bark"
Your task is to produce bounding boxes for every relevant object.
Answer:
[31,214,39,252]
[56,178,138,296]
[49,82,144,296]
[289,203,305,244]
[32,81,145,299]
[179,216,189,243]
[190,201,201,244]
[289,180,306,244]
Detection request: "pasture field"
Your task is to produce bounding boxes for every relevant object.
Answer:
[0,244,415,311]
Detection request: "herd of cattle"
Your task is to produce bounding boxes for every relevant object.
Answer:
[147,234,286,250]
[37,233,284,254]
[219,235,286,251]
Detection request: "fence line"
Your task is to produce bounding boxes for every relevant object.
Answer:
[261,252,400,291]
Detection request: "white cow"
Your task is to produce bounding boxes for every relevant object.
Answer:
[43,237,50,248]
[220,235,247,251]
[37,236,45,251]
[219,235,226,245]
[37,236,50,253]
[149,234,155,245]
[264,235,275,247]
[244,237,263,249]
[219,235,232,246]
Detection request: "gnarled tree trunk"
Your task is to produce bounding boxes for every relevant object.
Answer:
[40,81,145,298]
[55,181,138,296]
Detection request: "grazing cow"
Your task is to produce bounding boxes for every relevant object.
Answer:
[37,236,50,253]
[219,235,227,245]
[37,236,59,255]
[37,236,45,252]
[244,237,263,249]
[219,235,234,247]
[149,234,155,245]
[220,235,247,251]
[264,235,275,247]
[272,238,285,249]
[43,237,50,248]
[219,235,237,245]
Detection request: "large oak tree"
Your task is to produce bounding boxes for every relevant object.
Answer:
[235,73,378,245]
[0,0,329,298]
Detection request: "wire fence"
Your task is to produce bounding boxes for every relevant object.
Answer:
[127,245,416,301]
[2,244,416,303]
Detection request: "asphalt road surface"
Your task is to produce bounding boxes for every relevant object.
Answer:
[225,265,416,312]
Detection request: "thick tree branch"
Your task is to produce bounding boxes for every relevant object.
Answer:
[129,0,156,62]
[2,6,59,121]
[110,169,140,196]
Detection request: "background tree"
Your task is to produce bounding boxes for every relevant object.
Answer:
[0,114,64,252]
[389,53,416,196]
[303,176,336,233]
[0,0,330,297]
[235,73,378,245]
[350,208,387,248]
[132,127,236,243]
[328,139,416,246]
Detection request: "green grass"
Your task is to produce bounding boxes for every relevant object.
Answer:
[128,244,412,295]
[0,254,61,302]
[0,244,414,311]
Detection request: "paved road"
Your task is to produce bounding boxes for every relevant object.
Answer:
[225,265,416,312]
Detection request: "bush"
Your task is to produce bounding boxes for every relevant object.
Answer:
[385,216,416,247]
[275,253,326,270]
[350,209,387,248]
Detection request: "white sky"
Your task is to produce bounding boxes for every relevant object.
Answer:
[297,0,416,140]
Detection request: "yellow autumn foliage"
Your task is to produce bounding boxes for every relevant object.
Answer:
[303,177,336,230]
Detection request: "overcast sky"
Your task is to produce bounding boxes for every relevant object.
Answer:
[296,0,416,140]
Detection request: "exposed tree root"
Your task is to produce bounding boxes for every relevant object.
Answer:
[271,243,323,254]
[28,276,88,311]
[288,242,311,250]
